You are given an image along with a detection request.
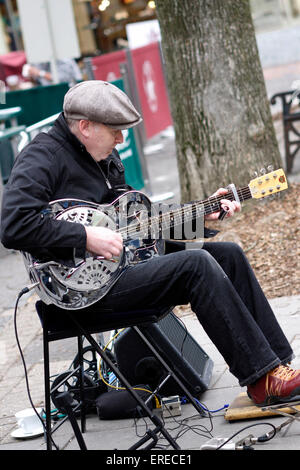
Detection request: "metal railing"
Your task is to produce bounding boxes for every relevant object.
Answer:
[18,113,60,152]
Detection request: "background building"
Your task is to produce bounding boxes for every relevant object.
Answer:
[1,0,299,58]
[0,0,157,56]
[250,0,300,32]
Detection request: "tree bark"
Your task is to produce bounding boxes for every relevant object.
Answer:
[155,0,281,201]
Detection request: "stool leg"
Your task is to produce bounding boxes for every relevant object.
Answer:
[43,330,52,450]
[77,335,86,433]
[69,322,180,450]
[133,326,206,418]
[55,392,87,450]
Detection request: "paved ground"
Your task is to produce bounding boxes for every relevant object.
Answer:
[0,26,300,453]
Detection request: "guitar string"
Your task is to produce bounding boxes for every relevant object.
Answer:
[116,188,252,238]
[116,187,252,239]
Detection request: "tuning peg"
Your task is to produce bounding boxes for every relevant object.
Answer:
[260,168,266,175]
[267,165,274,171]
[252,171,259,178]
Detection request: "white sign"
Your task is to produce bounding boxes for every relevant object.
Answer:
[116,129,133,160]
[126,20,161,49]
[142,60,158,113]
[17,0,80,63]
[0,80,5,104]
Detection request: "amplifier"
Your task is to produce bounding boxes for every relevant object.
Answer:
[113,311,214,397]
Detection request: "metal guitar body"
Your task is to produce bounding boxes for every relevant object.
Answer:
[23,191,165,310]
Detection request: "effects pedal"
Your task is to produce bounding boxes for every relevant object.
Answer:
[161,395,181,418]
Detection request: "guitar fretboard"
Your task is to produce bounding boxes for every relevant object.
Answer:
[200,186,252,216]
[119,185,252,239]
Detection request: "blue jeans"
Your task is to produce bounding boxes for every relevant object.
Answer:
[98,242,293,386]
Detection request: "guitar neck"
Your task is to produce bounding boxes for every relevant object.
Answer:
[120,168,288,238]
[181,168,288,220]
[120,186,253,239]
[160,185,252,230]
[200,185,252,217]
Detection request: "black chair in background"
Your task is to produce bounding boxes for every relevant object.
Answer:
[271,90,300,173]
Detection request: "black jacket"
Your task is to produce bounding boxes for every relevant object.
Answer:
[1,113,217,264]
[0,113,130,264]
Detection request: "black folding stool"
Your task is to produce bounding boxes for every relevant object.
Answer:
[36,300,207,450]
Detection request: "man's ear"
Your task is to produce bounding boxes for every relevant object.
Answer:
[78,120,91,138]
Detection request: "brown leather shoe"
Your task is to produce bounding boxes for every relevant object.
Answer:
[247,365,300,406]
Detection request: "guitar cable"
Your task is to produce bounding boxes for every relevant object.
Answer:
[13,283,59,450]
[97,329,162,409]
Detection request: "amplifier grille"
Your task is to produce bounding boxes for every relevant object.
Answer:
[157,314,210,374]
[114,311,214,397]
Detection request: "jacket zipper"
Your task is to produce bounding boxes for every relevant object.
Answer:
[97,162,112,189]
[87,150,112,190]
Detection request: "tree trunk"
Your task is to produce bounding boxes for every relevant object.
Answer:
[155,0,282,201]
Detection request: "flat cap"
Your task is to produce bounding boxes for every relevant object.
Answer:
[63,80,142,130]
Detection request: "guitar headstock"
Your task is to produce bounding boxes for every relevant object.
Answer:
[249,168,288,199]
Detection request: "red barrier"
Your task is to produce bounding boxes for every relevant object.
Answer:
[91,50,126,82]
[0,51,27,82]
[130,42,172,139]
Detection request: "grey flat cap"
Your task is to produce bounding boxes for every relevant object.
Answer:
[63,80,142,130]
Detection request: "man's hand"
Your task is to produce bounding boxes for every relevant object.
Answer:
[85,226,123,260]
[205,188,241,221]
[23,65,52,82]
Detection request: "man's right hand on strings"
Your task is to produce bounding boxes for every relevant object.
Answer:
[85,226,123,260]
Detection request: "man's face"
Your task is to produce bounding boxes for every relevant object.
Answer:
[82,121,124,161]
